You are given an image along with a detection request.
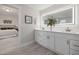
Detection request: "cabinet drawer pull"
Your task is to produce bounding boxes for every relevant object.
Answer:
[73,44,79,47]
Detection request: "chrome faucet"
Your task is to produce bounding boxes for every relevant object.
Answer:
[65,27,71,32]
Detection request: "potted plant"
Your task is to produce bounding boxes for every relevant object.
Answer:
[47,17,57,31]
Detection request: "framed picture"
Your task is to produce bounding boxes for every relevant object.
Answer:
[25,15,32,24]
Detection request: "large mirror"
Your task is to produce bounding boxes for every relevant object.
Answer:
[42,7,74,25]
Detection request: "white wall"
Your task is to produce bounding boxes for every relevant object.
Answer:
[35,11,41,29]
[8,4,38,47]
[18,5,38,47]
[76,4,79,26]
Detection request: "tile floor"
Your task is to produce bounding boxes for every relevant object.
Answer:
[4,43,57,55]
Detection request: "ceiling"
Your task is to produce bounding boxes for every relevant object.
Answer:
[25,4,53,11]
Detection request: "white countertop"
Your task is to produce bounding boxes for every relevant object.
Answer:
[35,29,79,35]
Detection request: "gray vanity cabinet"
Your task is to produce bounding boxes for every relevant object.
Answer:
[70,40,79,55]
[43,31,55,50]
[42,31,51,48]
[35,30,79,55]
[35,30,44,46]
[55,33,70,54]
[35,30,54,50]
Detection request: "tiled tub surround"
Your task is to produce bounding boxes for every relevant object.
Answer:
[35,29,79,55]
[0,37,18,54]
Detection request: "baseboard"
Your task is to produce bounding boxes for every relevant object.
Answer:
[19,41,35,48]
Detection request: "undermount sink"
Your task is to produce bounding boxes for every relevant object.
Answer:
[65,27,71,32]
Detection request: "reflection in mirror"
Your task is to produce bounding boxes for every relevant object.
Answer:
[43,8,74,25]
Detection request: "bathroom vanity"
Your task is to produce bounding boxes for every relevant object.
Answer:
[35,30,79,55]
[35,4,79,55]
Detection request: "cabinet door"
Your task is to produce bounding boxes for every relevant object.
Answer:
[70,49,79,55]
[35,31,54,51]
[35,30,44,45]
[55,35,69,55]
[50,32,55,50]
[43,31,51,48]
[42,32,55,50]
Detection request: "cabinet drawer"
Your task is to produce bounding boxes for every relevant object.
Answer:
[70,49,79,55]
[35,31,43,41]
[43,32,50,38]
[36,31,43,36]
[55,32,67,38]
[55,32,79,40]
[70,40,79,51]
[67,34,79,40]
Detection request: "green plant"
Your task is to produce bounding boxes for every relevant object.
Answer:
[47,17,57,27]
